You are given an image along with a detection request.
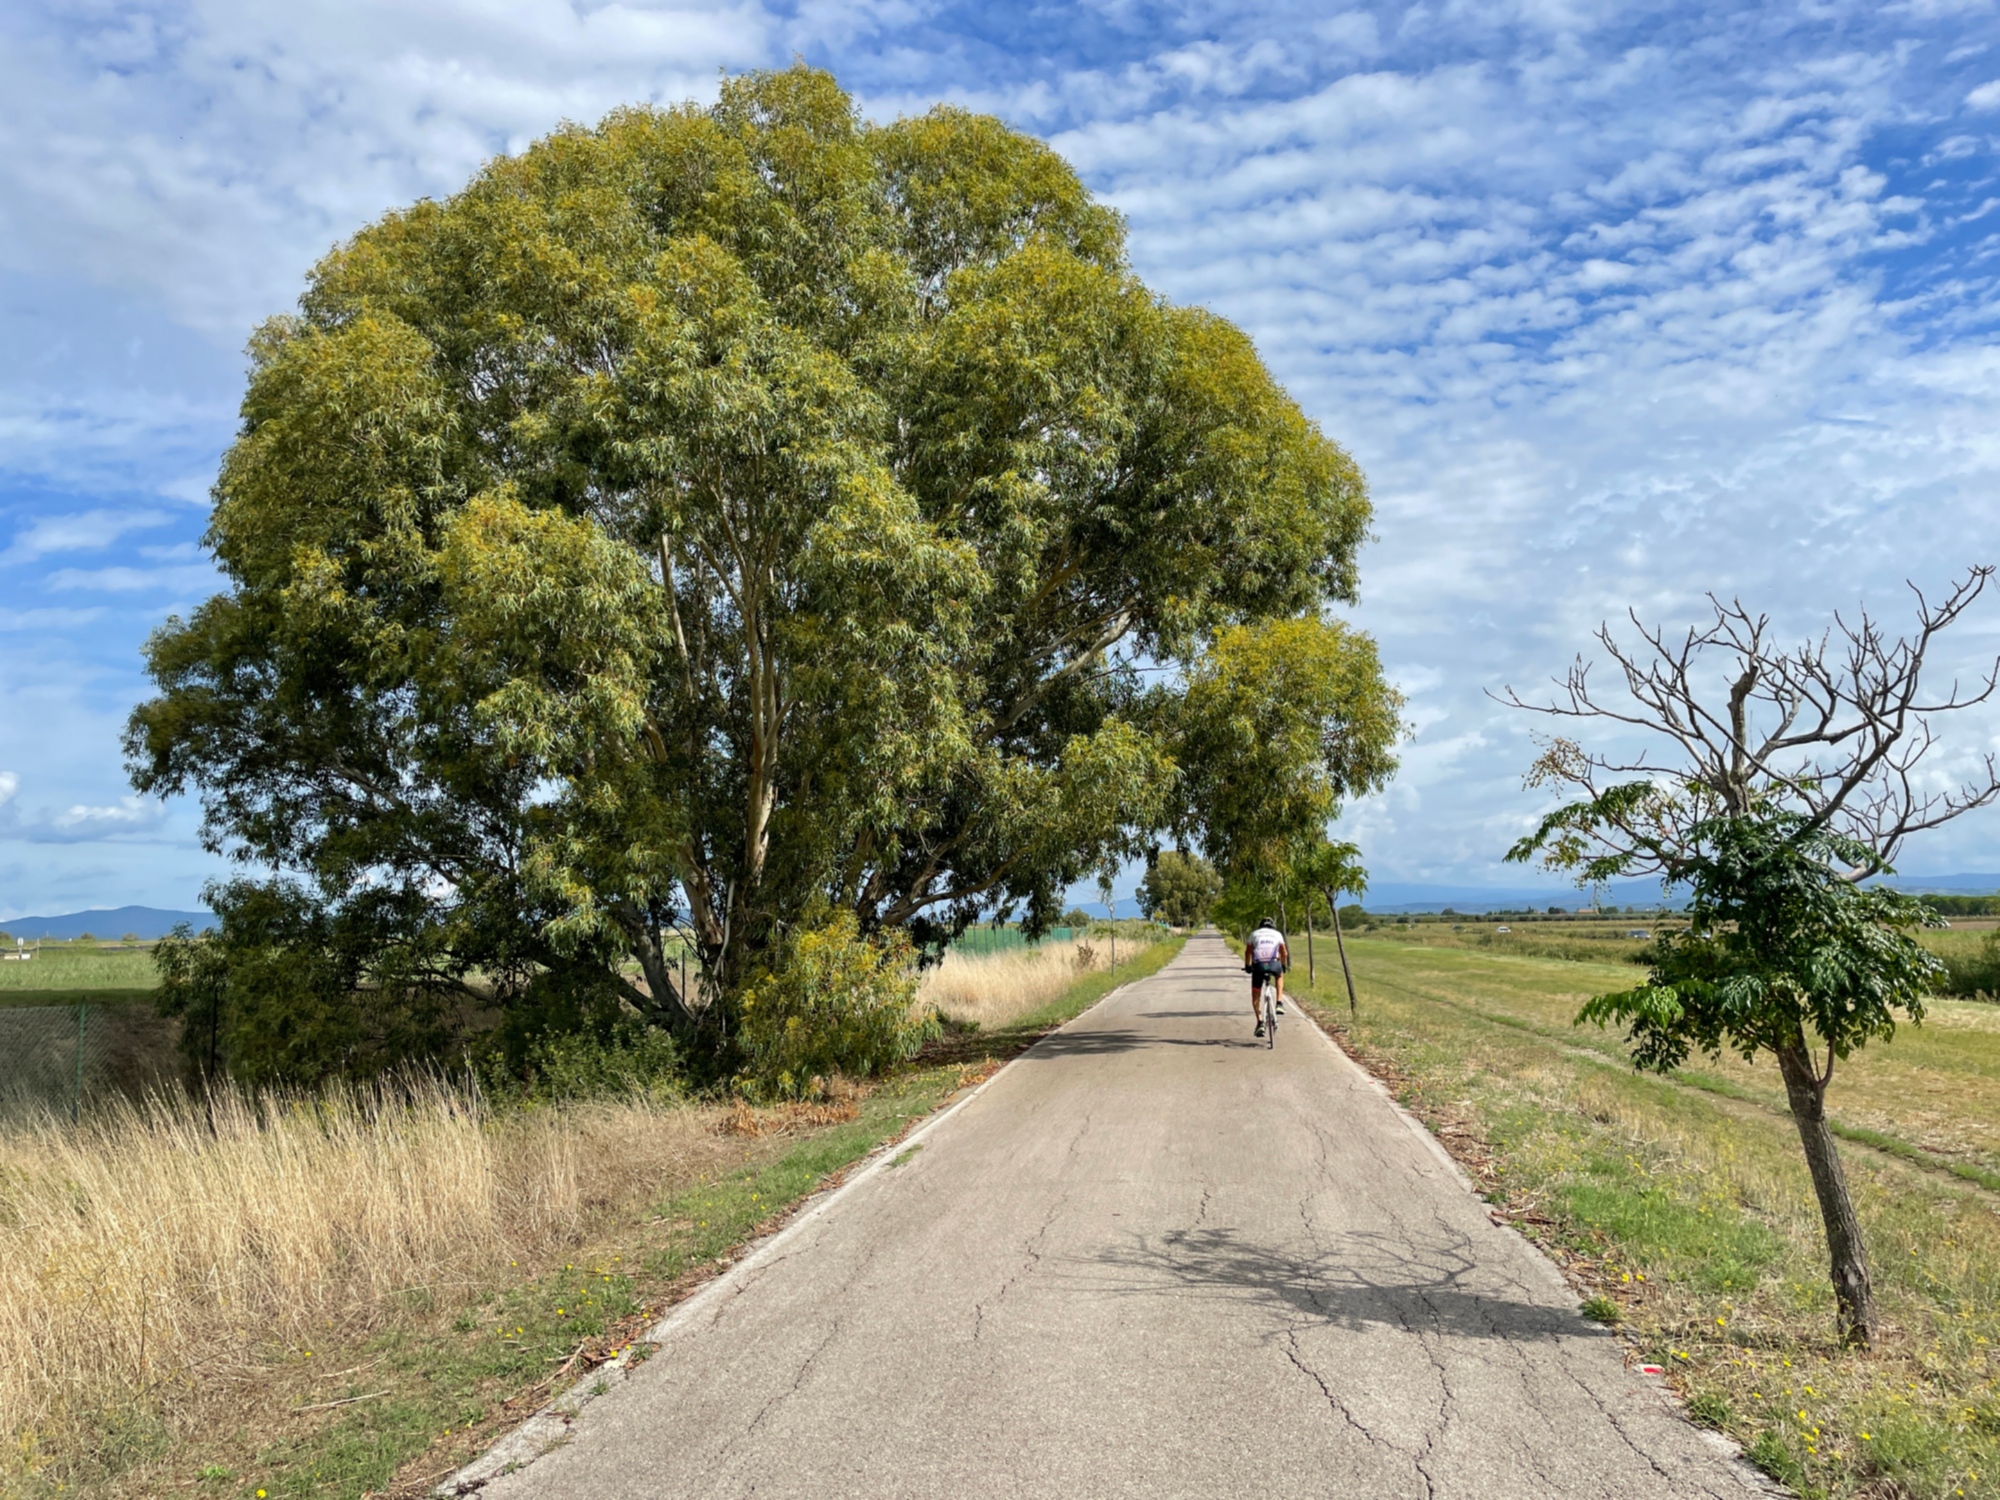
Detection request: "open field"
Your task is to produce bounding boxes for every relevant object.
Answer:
[1,936,1183,1499]
[1292,936,2000,1500]
[0,947,181,1120]
[0,944,160,1006]
[1349,933,2000,1186]
[1364,911,2000,1001]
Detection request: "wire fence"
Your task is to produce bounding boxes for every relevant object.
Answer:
[948,925,1082,957]
[0,1003,182,1124]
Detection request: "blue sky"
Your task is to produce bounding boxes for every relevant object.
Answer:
[4,0,2000,919]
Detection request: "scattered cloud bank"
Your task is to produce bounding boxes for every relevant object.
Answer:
[0,770,171,844]
[3,0,2000,908]
[0,508,173,564]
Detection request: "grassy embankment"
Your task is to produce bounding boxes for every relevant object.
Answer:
[1287,929,1998,1500]
[1,932,1182,1500]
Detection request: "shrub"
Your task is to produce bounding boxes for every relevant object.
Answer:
[153,890,459,1087]
[1936,930,2000,999]
[505,1023,686,1105]
[737,913,934,1099]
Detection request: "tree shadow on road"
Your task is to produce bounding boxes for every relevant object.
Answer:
[1135,1009,1243,1020]
[1081,1227,1591,1345]
[1020,1028,1269,1057]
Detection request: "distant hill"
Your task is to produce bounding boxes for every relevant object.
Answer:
[1361,872,2000,915]
[1872,873,2000,895]
[1362,878,1685,915]
[0,907,214,941]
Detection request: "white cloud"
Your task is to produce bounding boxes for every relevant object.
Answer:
[49,797,164,832]
[0,773,17,808]
[46,561,220,594]
[0,796,174,844]
[0,0,775,344]
[0,508,173,564]
[157,473,216,504]
[0,607,108,631]
[1967,79,2000,110]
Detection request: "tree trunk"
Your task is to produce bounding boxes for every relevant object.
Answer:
[615,910,702,1037]
[1325,890,1358,1020]
[1775,1036,1874,1346]
[1306,902,1315,984]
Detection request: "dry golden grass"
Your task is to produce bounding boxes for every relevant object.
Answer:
[0,1080,740,1485]
[922,935,1154,1031]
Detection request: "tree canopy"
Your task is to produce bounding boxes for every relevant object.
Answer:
[1573,816,1940,1080]
[129,66,1396,1076]
[1137,850,1222,927]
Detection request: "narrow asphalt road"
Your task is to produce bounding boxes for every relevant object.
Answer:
[473,935,1768,1498]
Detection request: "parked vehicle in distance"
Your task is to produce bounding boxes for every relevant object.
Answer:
[1627,929,1651,939]
[1494,926,1512,934]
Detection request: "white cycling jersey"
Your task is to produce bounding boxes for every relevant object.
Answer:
[1248,926,1286,969]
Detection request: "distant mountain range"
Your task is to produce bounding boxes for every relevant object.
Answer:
[1361,873,2000,915]
[6,873,1997,935]
[1865,873,2000,895]
[0,906,214,941]
[1361,879,1681,915]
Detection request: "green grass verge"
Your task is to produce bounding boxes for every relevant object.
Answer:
[1357,954,2000,1199]
[0,949,159,996]
[179,936,1185,1500]
[1290,940,2000,1500]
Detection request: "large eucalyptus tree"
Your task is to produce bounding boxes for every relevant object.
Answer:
[131,67,1395,1075]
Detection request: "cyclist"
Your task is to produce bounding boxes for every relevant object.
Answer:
[1244,917,1289,1037]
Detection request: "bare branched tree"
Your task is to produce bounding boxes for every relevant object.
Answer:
[1497,567,2000,878]
[1501,568,2000,1347]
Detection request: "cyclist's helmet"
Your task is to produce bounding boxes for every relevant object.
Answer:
[1260,916,1278,928]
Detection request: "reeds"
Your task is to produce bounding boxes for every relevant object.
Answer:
[922,935,1151,1031]
[0,1080,730,1484]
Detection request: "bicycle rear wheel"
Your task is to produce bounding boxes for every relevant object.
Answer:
[1264,987,1276,1047]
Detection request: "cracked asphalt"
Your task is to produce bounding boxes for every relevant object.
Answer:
[476,934,1771,1498]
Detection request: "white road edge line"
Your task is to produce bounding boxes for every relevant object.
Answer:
[435,946,1187,1495]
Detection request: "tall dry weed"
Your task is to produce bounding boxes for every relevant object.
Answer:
[0,1080,731,1485]
[922,936,1152,1031]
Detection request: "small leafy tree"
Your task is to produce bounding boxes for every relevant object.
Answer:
[1137,850,1222,927]
[1505,572,2000,1345]
[1292,839,1367,1017]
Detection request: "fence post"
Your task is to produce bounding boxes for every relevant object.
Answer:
[74,1002,87,1124]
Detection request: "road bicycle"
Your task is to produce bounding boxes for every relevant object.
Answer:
[1254,973,1278,1048]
